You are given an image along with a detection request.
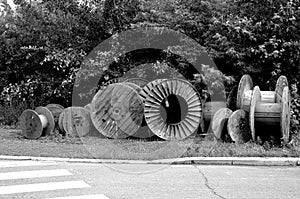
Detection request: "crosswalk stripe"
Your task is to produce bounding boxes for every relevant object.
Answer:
[0,169,72,180]
[0,161,57,168]
[46,194,110,199]
[0,180,90,195]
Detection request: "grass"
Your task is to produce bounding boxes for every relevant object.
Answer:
[1,126,300,160]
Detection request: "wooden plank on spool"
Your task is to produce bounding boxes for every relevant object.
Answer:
[124,78,149,88]
[211,108,233,140]
[144,79,202,140]
[275,76,288,103]
[90,83,144,139]
[203,101,227,122]
[254,103,281,122]
[46,104,64,128]
[249,86,261,141]
[61,107,91,138]
[281,86,290,143]
[35,106,55,136]
[227,110,252,144]
[139,79,164,102]
[20,110,43,140]
[237,74,253,109]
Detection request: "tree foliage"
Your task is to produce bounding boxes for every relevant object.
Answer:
[0,0,299,130]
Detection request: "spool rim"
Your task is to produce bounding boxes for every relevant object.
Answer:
[211,108,233,140]
[275,75,288,103]
[124,77,149,87]
[237,75,253,109]
[249,86,261,141]
[20,109,43,140]
[35,106,55,135]
[144,79,202,140]
[58,110,65,133]
[281,86,290,143]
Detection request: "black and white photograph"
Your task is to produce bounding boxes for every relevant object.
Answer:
[0,0,299,198]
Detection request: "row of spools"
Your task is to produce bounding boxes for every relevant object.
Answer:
[20,75,291,143]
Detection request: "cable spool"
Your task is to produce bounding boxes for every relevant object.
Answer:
[90,83,144,139]
[144,79,202,140]
[237,75,288,111]
[58,107,91,138]
[211,108,233,140]
[46,104,64,128]
[20,107,55,140]
[248,86,290,143]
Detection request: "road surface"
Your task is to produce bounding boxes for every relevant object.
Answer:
[0,160,299,198]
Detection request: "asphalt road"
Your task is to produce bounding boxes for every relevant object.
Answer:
[0,160,300,199]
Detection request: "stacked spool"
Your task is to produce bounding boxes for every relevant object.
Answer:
[225,75,290,143]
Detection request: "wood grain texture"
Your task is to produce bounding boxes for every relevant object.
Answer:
[227,109,252,143]
[90,83,144,139]
[249,86,261,141]
[211,108,233,140]
[281,86,290,143]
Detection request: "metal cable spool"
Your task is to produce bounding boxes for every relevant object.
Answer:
[144,79,202,140]
[90,83,144,139]
[20,107,55,140]
[58,107,91,137]
[46,104,64,128]
[237,75,288,111]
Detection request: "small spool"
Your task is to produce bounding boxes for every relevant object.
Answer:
[211,108,233,140]
[46,104,64,128]
[58,107,91,138]
[249,86,290,142]
[237,75,288,111]
[227,109,252,144]
[20,106,55,140]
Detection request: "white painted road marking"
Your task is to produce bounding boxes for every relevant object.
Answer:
[0,169,72,180]
[46,194,110,199]
[0,161,57,168]
[0,181,90,195]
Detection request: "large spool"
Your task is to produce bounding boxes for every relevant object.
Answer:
[20,106,55,139]
[237,75,288,111]
[90,83,144,139]
[248,86,290,142]
[144,79,202,140]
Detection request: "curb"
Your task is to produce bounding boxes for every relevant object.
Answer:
[0,155,299,166]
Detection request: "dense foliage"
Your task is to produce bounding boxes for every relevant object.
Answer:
[0,0,299,135]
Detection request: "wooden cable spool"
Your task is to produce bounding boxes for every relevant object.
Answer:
[202,101,227,123]
[211,108,233,140]
[248,86,290,142]
[90,83,144,139]
[46,104,64,128]
[237,74,288,111]
[227,109,252,143]
[144,79,202,140]
[20,106,55,139]
[58,107,91,137]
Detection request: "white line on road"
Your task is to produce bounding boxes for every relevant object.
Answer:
[0,169,72,180]
[46,194,110,199]
[0,161,57,168]
[0,181,90,195]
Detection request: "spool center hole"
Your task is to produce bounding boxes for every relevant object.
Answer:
[159,94,188,124]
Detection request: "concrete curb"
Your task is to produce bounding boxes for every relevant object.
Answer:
[0,155,299,166]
